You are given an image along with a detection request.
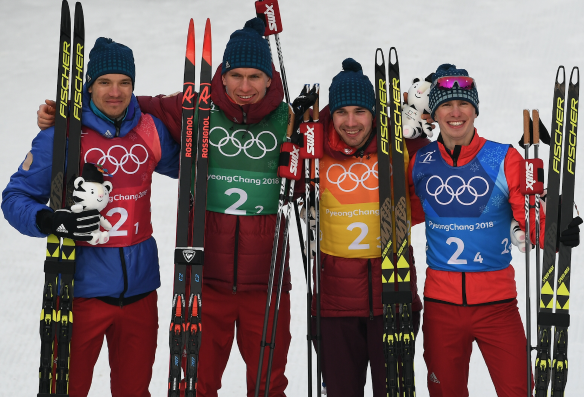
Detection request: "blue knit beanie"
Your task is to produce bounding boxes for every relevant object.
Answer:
[86,37,135,89]
[429,63,479,119]
[222,18,272,78]
[329,58,375,116]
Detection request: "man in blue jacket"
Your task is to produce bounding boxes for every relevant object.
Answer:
[2,37,179,397]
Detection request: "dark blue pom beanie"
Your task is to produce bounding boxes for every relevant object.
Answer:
[429,63,479,119]
[86,37,135,89]
[222,18,272,78]
[329,58,375,116]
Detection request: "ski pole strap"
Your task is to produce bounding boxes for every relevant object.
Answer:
[299,122,324,159]
[538,312,570,327]
[255,0,283,36]
[278,142,302,180]
[382,291,412,304]
[175,247,204,266]
[521,159,545,195]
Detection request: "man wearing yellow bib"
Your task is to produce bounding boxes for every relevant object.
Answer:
[311,58,429,397]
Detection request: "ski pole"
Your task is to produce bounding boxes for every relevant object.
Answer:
[299,85,322,397]
[523,109,533,397]
[255,0,290,103]
[254,100,302,397]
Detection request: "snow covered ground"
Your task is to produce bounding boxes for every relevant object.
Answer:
[1,0,583,395]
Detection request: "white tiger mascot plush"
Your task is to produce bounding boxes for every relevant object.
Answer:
[402,74,434,139]
[71,163,113,245]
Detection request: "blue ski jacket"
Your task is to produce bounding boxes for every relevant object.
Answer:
[2,85,179,301]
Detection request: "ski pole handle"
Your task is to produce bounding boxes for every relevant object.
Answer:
[286,104,295,138]
[532,109,540,145]
[255,0,283,35]
[313,84,320,122]
[523,109,530,146]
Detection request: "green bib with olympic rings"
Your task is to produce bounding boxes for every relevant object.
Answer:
[204,102,288,215]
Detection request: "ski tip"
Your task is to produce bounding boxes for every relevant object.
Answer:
[375,48,385,67]
[61,0,71,30]
[203,19,212,65]
[389,47,399,65]
[74,2,84,35]
[569,66,579,86]
[186,19,195,64]
[556,66,566,85]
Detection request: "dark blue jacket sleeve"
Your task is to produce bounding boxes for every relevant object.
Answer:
[2,128,56,238]
[152,116,180,179]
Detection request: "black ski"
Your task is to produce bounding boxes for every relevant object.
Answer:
[184,18,212,397]
[387,47,416,397]
[375,48,400,397]
[550,67,579,396]
[535,66,566,397]
[168,18,196,397]
[39,2,84,396]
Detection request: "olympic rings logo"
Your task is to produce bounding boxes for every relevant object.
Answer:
[209,127,278,159]
[426,175,489,206]
[84,144,149,175]
[326,162,378,192]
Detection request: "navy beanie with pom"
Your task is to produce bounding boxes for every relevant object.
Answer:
[222,18,272,78]
[429,63,479,119]
[86,37,135,89]
[329,58,375,116]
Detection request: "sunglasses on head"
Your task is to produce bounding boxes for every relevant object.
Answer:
[432,76,476,90]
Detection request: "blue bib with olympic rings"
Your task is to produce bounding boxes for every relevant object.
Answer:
[413,140,513,272]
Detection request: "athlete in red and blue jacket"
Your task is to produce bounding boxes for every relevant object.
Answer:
[407,63,580,397]
[3,38,179,397]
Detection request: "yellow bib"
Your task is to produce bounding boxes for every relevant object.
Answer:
[320,153,381,258]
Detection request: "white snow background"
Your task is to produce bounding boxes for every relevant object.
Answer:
[1,0,583,395]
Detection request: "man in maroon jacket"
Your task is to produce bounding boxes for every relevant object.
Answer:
[306,58,427,397]
[38,18,293,397]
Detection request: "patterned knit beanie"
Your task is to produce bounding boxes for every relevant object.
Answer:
[86,37,135,89]
[429,63,479,119]
[222,18,272,78]
[329,58,375,116]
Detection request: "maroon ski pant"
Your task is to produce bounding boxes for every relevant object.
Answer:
[68,291,158,397]
[318,312,420,397]
[423,299,534,397]
[196,284,291,397]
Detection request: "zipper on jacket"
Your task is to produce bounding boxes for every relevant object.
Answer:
[242,110,247,125]
[233,216,240,294]
[114,117,123,137]
[462,272,468,306]
[367,259,374,320]
[118,247,129,307]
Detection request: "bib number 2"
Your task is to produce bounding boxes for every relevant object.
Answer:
[224,188,263,215]
[445,237,484,265]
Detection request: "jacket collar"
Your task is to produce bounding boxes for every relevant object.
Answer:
[81,84,141,138]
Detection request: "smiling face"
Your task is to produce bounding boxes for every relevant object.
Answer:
[221,68,272,105]
[434,99,477,149]
[332,106,374,148]
[88,74,133,119]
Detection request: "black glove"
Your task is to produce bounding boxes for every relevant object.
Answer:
[36,208,101,241]
[291,85,318,132]
[559,216,582,247]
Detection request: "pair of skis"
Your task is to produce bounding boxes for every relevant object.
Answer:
[168,18,212,397]
[531,66,579,397]
[39,1,84,396]
[375,48,415,396]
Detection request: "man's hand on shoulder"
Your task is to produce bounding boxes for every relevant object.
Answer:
[37,99,56,130]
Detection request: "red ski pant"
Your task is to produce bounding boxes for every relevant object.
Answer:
[318,313,420,397]
[197,284,291,397]
[68,291,158,397]
[422,299,533,397]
